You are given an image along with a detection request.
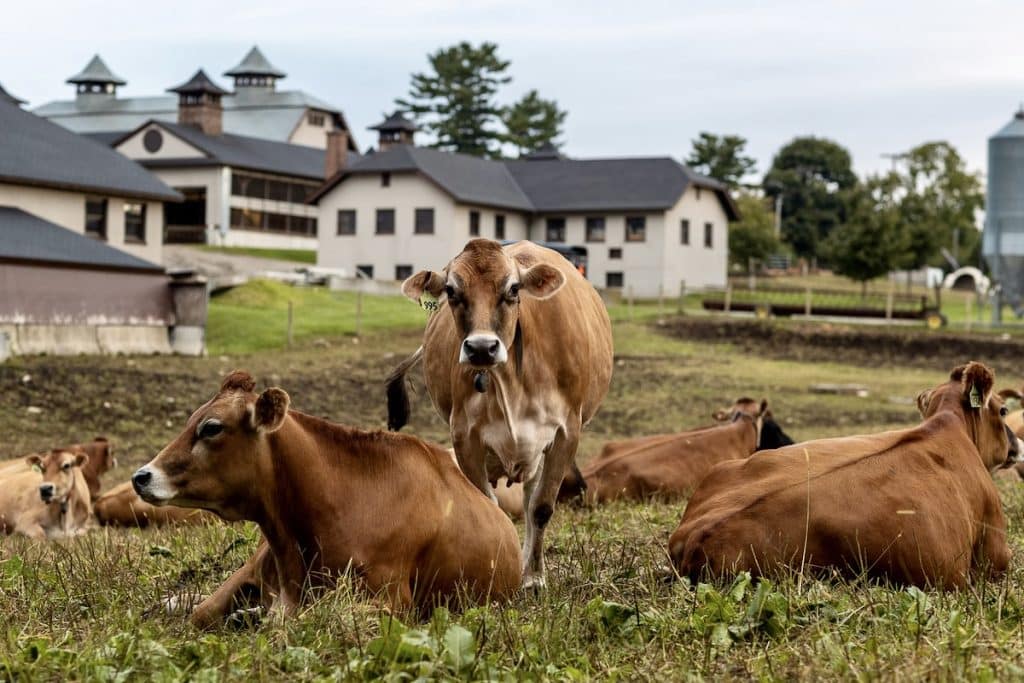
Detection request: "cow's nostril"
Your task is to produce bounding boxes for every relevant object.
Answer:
[488,340,499,355]
[39,484,54,501]
[132,469,152,493]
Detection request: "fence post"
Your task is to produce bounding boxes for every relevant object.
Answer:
[677,280,686,314]
[658,284,665,319]
[627,286,634,321]
[885,287,894,324]
[287,300,294,348]
[748,257,756,291]
[356,289,364,337]
[724,285,732,313]
[804,287,812,317]
[965,292,973,333]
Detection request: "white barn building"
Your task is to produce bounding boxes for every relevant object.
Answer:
[313,114,738,297]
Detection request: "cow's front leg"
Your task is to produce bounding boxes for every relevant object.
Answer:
[522,422,580,590]
[453,431,497,504]
[190,540,277,630]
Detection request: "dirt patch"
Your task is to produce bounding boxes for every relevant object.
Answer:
[662,316,1024,370]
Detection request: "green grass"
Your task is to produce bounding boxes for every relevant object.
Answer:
[193,245,317,264]
[207,280,427,355]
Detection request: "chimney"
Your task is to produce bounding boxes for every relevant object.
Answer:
[167,69,229,137]
[325,130,349,178]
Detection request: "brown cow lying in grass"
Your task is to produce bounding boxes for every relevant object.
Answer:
[94,482,217,528]
[0,449,93,539]
[669,362,1015,589]
[561,398,794,504]
[132,371,522,626]
[0,437,114,498]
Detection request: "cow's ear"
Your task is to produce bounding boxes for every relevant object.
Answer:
[402,271,446,303]
[519,264,566,300]
[999,388,1024,401]
[962,361,995,409]
[253,388,290,433]
[73,453,89,468]
[25,454,42,468]
[759,399,769,417]
[916,389,932,417]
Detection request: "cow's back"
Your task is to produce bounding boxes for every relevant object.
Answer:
[95,482,216,528]
[670,421,1001,587]
[422,241,613,425]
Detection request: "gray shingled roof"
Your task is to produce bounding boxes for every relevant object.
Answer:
[311,146,738,218]
[0,206,163,272]
[317,145,532,210]
[168,70,230,96]
[35,90,359,151]
[67,55,126,85]
[0,99,181,201]
[111,120,360,180]
[225,46,286,78]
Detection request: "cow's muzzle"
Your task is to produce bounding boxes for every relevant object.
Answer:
[460,334,508,367]
[38,483,55,503]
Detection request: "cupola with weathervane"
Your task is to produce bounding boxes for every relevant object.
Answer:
[224,45,286,91]
[168,69,230,136]
[67,54,126,102]
[369,111,418,151]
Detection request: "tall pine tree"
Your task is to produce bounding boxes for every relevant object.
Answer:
[396,42,511,158]
[503,90,567,157]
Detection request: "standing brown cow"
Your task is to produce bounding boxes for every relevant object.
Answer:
[669,362,1014,588]
[132,372,521,623]
[388,239,613,589]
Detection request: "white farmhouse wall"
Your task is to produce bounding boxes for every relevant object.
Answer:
[287,109,335,148]
[318,173,460,279]
[0,182,164,264]
[662,185,730,293]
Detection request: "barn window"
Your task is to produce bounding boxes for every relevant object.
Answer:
[681,219,690,245]
[307,111,325,127]
[124,202,146,243]
[376,209,395,235]
[704,222,714,248]
[586,217,606,242]
[606,272,624,288]
[395,264,414,281]
[414,208,435,234]
[381,172,391,187]
[494,214,506,240]
[85,197,107,239]
[469,211,481,236]
[609,247,622,259]
[356,264,374,279]
[625,216,646,242]
[545,217,566,242]
[337,210,356,235]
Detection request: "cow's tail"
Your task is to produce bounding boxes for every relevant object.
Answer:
[386,345,424,432]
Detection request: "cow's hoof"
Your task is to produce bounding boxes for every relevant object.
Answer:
[521,574,547,593]
[226,607,264,630]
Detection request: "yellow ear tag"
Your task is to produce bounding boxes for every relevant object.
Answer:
[969,385,982,409]
[31,464,42,474]
[420,293,440,313]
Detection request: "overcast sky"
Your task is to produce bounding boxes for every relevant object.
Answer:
[3,0,1023,181]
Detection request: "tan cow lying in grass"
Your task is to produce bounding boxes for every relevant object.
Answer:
[133,371,521,626]
[0,449,93,539]
[562,398,794,504]
[0,437,114,498]
[670,362,1015,589]
[94,482,217,528]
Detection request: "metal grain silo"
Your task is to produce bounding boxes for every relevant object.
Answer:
[984,109,1024,321]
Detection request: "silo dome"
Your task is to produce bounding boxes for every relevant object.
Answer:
[984,108,1024,316]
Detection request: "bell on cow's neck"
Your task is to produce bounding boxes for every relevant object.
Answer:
[474,371,489,393]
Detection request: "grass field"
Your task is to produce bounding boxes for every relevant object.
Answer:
[194,246,317,264]
[7,284,1024,679]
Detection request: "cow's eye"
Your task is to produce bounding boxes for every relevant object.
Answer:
[507,284,520,300]
[61,463,71,471]
[1001,406,1009,417]
[198,420,224,440]
[445,285,459,303]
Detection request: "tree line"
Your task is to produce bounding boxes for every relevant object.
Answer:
[396,42,984,291]
[692,134,984,291]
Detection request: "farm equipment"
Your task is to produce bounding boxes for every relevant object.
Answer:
[702,285,947,328]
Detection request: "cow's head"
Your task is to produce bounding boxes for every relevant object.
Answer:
[81,437,115,474]
[402,239,566,368]
[132,371,290,521]
[916,362,1017,469]
[712,398,795,451]
[27,449,87,505]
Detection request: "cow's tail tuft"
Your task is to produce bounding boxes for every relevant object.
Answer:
[386,346,424,431]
